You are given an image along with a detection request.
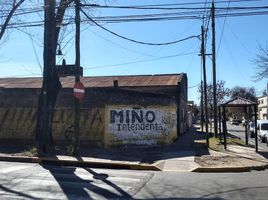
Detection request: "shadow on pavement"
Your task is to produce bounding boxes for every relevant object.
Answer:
[41,164,131,199]
[0,185,38,200]
[258,151,268,159]
[0,126,210,165]
[134,198,223,200]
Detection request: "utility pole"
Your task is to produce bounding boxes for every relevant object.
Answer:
[201,81,204,133]
[73,0,81,155]
[201,25,209,146]
[212,0,218,137]
[36,0,56,153]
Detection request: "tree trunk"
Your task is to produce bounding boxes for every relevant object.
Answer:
[36,0,61,153]
[35,0,73,154]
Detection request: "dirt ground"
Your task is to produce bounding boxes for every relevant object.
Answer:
[195,155,267,168]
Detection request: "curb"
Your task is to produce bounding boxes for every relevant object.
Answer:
[1,155,267,173]
[0,156,41,164]
[0,156,161,171]
[192,166,251,173]
[192,164,268,173]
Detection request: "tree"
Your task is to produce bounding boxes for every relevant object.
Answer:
[253,43,268,81]
[198,80,230,106]
[35,0,74,153]
[0,0,26,42]
[230,86,257,102]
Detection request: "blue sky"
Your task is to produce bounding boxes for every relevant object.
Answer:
[0,0,268,103]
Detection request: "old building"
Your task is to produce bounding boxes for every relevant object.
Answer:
[0,73,188,147]
[258,96,267,119]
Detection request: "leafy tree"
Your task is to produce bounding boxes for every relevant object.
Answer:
[253,44,268,81]
[230,86,257,102]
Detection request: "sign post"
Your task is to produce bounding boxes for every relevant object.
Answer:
[73,82,85,101]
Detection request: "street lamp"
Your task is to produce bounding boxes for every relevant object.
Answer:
[56,43,63,56]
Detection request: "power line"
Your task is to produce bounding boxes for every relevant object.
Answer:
[217,0,231,56]
[80,8,201,46]
[88,29,159,58]
[189,83,200,89]
[81,0,262,10]
[84,51,198,70]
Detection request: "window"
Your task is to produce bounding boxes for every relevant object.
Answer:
[261,123,268,130]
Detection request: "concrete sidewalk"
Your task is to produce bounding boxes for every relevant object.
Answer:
[0,127,268,172]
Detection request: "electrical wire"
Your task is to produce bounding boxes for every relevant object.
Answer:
[189,83,200,89]
[81,0,262,10]
[4,6,268,29]
[84,51,198,70]
[217,0,231,56]
[88,29,159,58]
[80,8,201,46]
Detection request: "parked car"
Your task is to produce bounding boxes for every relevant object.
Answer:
[257,120,268,143]
[248,122,255,138]
[231,119,239,125]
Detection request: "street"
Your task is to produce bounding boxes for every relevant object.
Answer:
[0,161,268,199]
[0,161,152,199]
[227,123,268,151]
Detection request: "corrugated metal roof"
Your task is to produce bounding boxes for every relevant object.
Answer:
[0,74,184,89]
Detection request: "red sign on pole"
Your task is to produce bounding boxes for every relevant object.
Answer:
[73,82,85,100]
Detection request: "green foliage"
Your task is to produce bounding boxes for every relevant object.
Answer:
[28,146,39,157]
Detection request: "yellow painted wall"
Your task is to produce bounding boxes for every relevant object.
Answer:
[0,108,106,146]
[0,108,36,139]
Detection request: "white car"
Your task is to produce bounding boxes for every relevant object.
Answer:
[257,120,268,143]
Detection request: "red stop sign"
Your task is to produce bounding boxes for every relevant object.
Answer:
[73,82,85,100]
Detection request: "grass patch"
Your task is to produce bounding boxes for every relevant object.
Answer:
[29,146,39,156]
[208,134,246,152]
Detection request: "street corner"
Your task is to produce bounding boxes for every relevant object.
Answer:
[193,153,268,173]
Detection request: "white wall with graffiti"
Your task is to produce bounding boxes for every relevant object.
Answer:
[105,106,177,146]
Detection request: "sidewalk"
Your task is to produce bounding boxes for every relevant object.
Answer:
[0,126,268,172]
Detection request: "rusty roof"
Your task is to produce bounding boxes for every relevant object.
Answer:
[221,96,257,107]
[0,74,185,89]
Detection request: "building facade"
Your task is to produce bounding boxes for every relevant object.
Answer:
[258,96,268,119]
[0,74,188,147]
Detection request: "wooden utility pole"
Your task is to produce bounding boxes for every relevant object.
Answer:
[201,81,204,133]
[201,26,209,146]
[212,0,218,137]
[36,0,56,153]
[73,0,81,155]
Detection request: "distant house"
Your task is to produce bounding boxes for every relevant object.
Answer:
[258,96,267,119]
[0,73,188,147]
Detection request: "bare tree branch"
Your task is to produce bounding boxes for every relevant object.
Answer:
[0,0,26,41]
[253,43,268,81]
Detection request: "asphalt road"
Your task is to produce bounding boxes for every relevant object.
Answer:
[0,161,268,199]
[227,123,268,151]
